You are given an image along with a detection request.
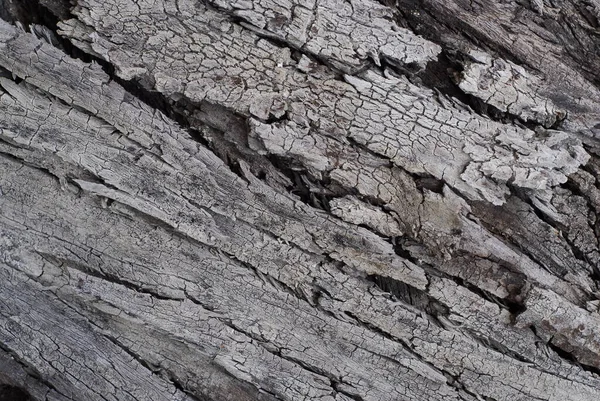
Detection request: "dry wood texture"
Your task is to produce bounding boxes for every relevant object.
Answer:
[1,0,600,400]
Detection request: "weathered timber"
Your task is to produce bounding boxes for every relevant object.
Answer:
[0,0,600,400]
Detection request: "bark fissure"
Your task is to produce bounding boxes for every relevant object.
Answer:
[0,341,71,401]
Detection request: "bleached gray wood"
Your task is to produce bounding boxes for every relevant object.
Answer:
[57,0,589,206]
[0,0,599,400]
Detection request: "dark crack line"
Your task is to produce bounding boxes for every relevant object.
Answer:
[217,318,365,401]
[0,340,73,401]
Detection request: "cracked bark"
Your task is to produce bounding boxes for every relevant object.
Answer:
[0,0,600,400]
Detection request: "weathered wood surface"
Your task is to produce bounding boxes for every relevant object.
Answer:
[0,0,600,400]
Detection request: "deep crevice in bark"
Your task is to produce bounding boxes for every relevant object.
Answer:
[547,340,600,378]
[100,333,205,401]
[424,262,528,319]
[366,274,449,316]
[514,188,598,286]
[0,342,68,401]
[0,0,68,27]
[0,384,32,401]
[35,251,185,302]
[266,154,334,212]
[390,0,534,70]
[414,50,566,130]
[444,371,498,401]
[394,0,600,90]
[218,318,358,400]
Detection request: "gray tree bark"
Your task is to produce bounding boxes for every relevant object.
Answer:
[0,0,600,400]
